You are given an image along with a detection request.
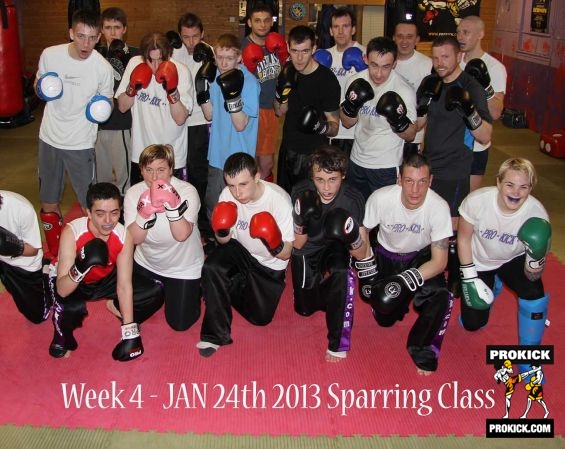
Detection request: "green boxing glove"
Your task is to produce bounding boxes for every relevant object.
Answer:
[517,217,551,281]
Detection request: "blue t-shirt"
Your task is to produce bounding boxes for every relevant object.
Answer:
[208,65,260,169]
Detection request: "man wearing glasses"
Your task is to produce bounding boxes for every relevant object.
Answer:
[274,25,341,194]
[35,9,114,259]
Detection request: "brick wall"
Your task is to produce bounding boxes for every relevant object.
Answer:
[21,0,240,73]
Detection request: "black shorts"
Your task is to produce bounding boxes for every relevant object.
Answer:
[431,177,470,218]
[471,149,489,176]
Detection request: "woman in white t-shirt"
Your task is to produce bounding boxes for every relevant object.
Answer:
[458,158,550,348]
[124,144,204,331]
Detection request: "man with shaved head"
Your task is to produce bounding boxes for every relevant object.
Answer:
[457,15,507,192]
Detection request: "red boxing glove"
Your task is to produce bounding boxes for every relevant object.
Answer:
[211,201,238,238]
[155,61,180,104]
[250,211,283,256]
[150,180,188,222]
[126,63,152,97]
[242,42,264,73]
[135,189,164,230]
[265,32,289,64]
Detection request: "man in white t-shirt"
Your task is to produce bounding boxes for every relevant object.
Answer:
[340,36,417,200]
[457,15,507,192]
[393,20,432,155]
[325,7,366,157]
[0,191,50,324]
[173,13,213,239]
[36,9,114,258]
[197,152,294,357]
[359,152,453,374]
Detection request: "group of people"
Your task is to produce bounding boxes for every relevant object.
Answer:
[0,7,551,375]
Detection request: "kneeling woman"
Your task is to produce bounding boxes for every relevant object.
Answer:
[121,144,204,331]
[458,158,551,349]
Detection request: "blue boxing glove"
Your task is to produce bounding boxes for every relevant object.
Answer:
[313,49,333,68]
[342,47,367,72]
[86,95,112,124]
[36,72,63,101]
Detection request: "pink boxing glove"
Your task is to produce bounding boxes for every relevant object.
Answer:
[135,189,164,230]
[150,180,188,222]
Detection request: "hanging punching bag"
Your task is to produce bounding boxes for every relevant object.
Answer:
[0,0,24,117]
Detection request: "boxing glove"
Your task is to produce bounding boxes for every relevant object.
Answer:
[195,60,217,105]
[150,180,188,222]
[68,238,109,283]
[465,58,495,100]
[193,42,215,63]
[323,208,363,250]
[265,32,289,64]
[135,189,164,230]
[313,49,332,68]
[112,322,144,361]
[275,62,297,104]
[250,211,284,256]
[36,72,63,101]
[155,61,180,104]
[217,69,244,113]
[342,47,367,72]
[297,105,328,135]
[0,225,24,257]
[165,30,182,49]
[376,91,412,133]
[340,78,374,118]
[445,85,482,130]
[460,263,494,310]
[416,73,442,117]
[242,42,264,73]
[211,201,238,237]
[126,63,152,97]
[355,248,378,303]
[372,268,424,315]
[107,39,130,75]
[292,190,322,235]
[86,95,112,124]
[518,217,551,281]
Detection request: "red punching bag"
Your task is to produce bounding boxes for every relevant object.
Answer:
[0,0,24,117]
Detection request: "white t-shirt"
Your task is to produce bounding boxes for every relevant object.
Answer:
[218,181,294,271]
[124,178,204,279]
[172,45,210,126]
[0,191,43,271]
[38,44,114,150]
[347,70,417,169]
[363,184,452,253]
[460,52,507,152]
[459,186,548,271]
[395,51,432,145]
[116,56,194,168]
[327,42,366,141]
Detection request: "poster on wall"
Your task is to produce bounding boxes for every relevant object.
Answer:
[416,0,481,41]
[530,0,550,33]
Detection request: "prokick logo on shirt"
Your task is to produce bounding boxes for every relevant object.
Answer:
[485,345,554,438]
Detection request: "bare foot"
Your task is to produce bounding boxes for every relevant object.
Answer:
[325,353,344,363]
[325,350,346,362]
[417,368,433,376]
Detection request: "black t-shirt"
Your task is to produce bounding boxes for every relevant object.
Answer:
[281,64,341,155]
[99,45,140,131]
[423,71,492,180]
[291,179,365,256]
